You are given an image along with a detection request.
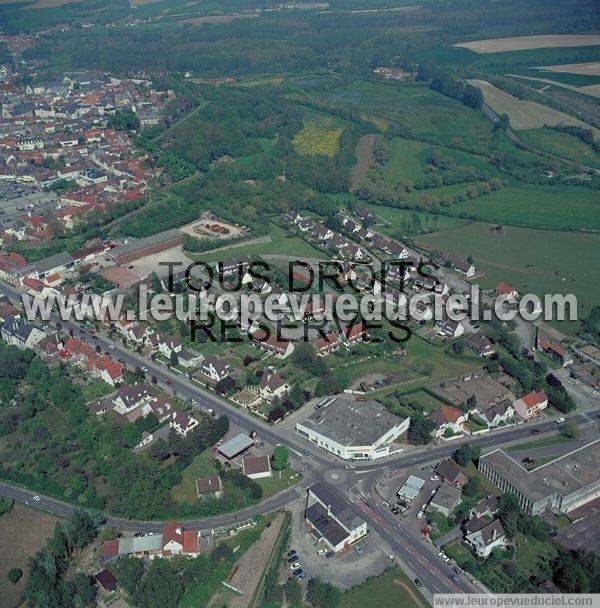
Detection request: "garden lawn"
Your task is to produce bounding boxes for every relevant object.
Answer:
[342,566,430,608]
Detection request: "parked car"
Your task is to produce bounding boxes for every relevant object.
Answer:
[354,545,363,555]
[325,551,334,559]
[287,555,298,563]
[287,550,297,558]
[414,578,423,588]
[556,417,565,423]
[293,568,303,578]
[430,475,439,481]
[290,562,300,570]
[318,548,327,556]
[416,510,424,520]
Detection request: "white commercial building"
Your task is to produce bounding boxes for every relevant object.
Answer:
[296,395,410,460]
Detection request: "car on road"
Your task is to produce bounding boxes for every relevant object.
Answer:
[530,428,541,434]
[345,464,356,470]
[413,578,423,588]
[141,366,148,372]
[302,448,310,454]
[290,562,300,570]
[556,417,565,423]
[32,495,41,501]
[416,510,424,520]
[449,574,460,584]
[430,488,437,495]
[430,475,439,481]
[108,344,115,349]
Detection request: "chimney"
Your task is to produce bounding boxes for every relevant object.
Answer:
[492,528,497,541]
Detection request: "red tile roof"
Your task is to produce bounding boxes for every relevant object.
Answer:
[520,390,548,409]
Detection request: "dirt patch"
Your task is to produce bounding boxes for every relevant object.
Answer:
[224,512,286,608]
[455,34,600,54]
[0,504,59,608]
[350,134,378,190]
[392,579,427,608]
[181,13,259,25]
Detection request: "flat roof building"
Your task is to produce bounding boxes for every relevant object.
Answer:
[109,229,184,265]
[296,395,409,460]
[479,439,600,515]
[305,483,367,553]
[217,433,255,460]
[397,475,425,503]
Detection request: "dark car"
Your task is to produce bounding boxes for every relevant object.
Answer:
[414,578,423,588]
[292,568,303,577]
[449,574,460,584]
[287,550,297,558]
[325,551,334,559]
[287,554,298,563]
[530,428,541,434]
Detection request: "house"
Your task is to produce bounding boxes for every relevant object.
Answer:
[429,406,468,439]
[435,316,465,339]
[470,495,499,519]
[196,475,224,499]
[538,334,572,367]
[0,316,45,350]
[434,458,469,488]
[495,282,518,302]
[428,483,462,517]
[162,522,199,557]
[170,410,199,437]
[142,394,174,422]
[258,371,288,401]
[242,454,272,479]
[314,332,340,356]
[440,253,475,277]
[199,356,231,382]
[157,334,182,360]
[467,332,495,358]
[513,390,548,420]
[86,355,124,386]
[178,348,203,368]
[251,330,294,359]
[481,399,514,427]
[94,569,117,593]
[112,383,153,414]
[124,322,153,345]
[36,332,63,359]
[343,323,368,345]
[465,519,506,558]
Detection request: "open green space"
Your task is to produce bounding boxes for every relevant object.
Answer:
[293,110,347,157]
[365,202,470,235]
[518,127,600,169]
[414,221,600,333]
[442,183,600,231]
[342,566,430,608]
[506,434,574,453]
[191,222,325,263]
[319,80,494,153]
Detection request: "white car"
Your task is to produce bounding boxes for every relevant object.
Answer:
[556,417,565,423]
[416,510,424,520]
[318,548,327,556]
[32,495,41,501]
[108,344,115,350]
[430,475,439,481]
[290,562,300,570]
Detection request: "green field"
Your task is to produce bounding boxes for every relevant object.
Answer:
[443,183,600,231]
[320,80,494,153]
[382,138,431,186]
[343,566,430,608]
[506,434,574,452]
[293,111,346,157]
[415,222,600,332]
[365,202,470,235]
[191,222,325,263]
[519,127,600,169]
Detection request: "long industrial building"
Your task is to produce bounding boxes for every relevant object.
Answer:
[296,395,409,460]
[109,229,184,265]
[478,439,600,515]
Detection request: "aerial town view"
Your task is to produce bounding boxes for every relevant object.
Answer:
[0,0,599,607]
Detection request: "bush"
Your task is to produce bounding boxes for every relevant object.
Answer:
[7,568,22,583]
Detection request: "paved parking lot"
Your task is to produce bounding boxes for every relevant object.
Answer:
[287,497,393,589]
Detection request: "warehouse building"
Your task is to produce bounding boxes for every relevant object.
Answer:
[296,394,409,460]
[305,483,367,553]
[109,229,184,265]
[478,439,600,515]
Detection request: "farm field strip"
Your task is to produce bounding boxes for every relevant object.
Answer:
[455,35,600,54]
[537,61,600,76]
